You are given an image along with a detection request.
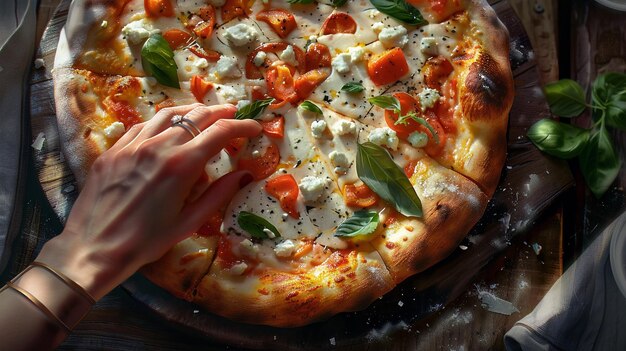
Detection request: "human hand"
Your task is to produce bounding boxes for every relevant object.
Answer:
[36,103,262,300]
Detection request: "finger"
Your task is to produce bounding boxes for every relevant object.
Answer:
[138,103,204,139]
[180,119,262,164]
[174,170,253,242]
[106,121,146,153]
[157,104,238,145]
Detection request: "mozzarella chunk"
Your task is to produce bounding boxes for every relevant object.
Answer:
[253,51,267,67]
[228,262,248,275]
[378,25,409,48]
[329,150,351,174]
[223,23,259,47]
[311,120,327,138]
[332,119,356,136]
[279,45,298,66]
[103,122,125,139]
[418,88,441,111]
[368,127,399,150]
[299,176,327,202]
[331,53,352,74]
[213,56,241,79]
[194,58,209,68]
[408,131,428,148]
[274,240,297,257]
[371,22,385,33]
[420,37,439,56]
[121,19,159,45]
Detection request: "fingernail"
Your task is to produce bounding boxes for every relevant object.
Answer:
[239,172,254,188]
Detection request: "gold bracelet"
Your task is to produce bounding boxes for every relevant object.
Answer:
[5,281,72,333]
[32,261,96,304]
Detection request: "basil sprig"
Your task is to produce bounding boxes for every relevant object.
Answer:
[341,82,365,93]
[299,100,323,115]
[528,73,626,198]
[335,210,379,237]
[235,98,275,120]
[369,0,427,26]
[369,95,439,144]
[237,211,281,239]
[356,142,422,217]
[141,34,180,89]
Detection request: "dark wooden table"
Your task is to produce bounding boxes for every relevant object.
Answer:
[2,0,625,350]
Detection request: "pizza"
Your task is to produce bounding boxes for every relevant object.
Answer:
[53,0,514,327]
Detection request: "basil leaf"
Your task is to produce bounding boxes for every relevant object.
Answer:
[544,79,587,117]
[141,34,180,89]
[369,0,427,26]
[341,82,365,93]
[368,95,401,112]
[579,126,621,198]
[527,119,589,159]
[235,98,274,120]
[299,100,323,115]
[592,72,626,131]
[335,210,379,237]
[356,142,422,217]
[237,211,281,239]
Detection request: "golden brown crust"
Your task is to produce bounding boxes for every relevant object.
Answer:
[141,235,218,300]
[193,244,394,327]
[53,67,107,187]
[371,157,488,283]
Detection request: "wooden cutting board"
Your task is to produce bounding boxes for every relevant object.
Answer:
[29,0,573,349]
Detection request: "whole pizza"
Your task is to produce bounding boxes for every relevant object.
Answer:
[53,0,514,327]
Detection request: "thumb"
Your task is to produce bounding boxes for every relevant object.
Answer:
[175,170,253,241]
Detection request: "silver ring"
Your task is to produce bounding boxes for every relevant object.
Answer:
[171,114,201,138]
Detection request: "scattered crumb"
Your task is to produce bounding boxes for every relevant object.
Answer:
[31,132,45,151]
[532,243,542,256]
[192,309,199,314]
[34,58,45,69]
[329,337,336,346]
[478,291,519,315]
[459,245,468,250]
[398,300,404,307]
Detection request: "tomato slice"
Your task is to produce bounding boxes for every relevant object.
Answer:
[256,9,297,38]
[384,92,421,138]
[259,116,285,138]
[320,12,357,35]
[294,68,330,100]
[225,137,248,157]
[103,98,142,129]
[237,143,280,180]
[343,183,378,208]
[266,65,298,103]
[155,98,176,112]
[265,174,300,219]
[162,29,193,50]
[188,44,221,61]
[305,43,331,71]
[404,159,419,178]
[245,42,305,79]
[192,6,216,38]
[367,47,410,86]
[422,56,453,90]
[144,0,174,17]
[222,0,251,22]
[190,75,213,102]
[421,111,447,157]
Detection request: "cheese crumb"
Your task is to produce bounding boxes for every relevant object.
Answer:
[239,239,259,256]
[331,53,352,74]
[223,23,258,47]
[368,127,399,150]
[417,88,441,111]
[407,131,428,148]
[263,228,276,238]
[329,151,350,174]
[121,19,159,45]
[378,25,409,48]
[332,119,356,136]
[253,51,267,67]
[311,120,327,138]
[103,121,126,139]
[274,240,296,257]
[372,22,385,33]
[213,56,241,79]
[279,45,298,66]
[299,176,327,202]
[420,37,438,56]
[100,20,108,29]
[217,85,246,103]
[194,58,209,69]
[347,46,365,62]
[228,262,248,275]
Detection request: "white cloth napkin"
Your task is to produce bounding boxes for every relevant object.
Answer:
[0,0,37,272]
[504,211,626,350]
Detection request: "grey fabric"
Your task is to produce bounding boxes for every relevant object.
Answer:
[0,0,37,272]
[504,212,626,351]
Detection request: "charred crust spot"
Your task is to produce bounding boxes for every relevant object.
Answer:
[83,127,92,139]
[461,52,511,121]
